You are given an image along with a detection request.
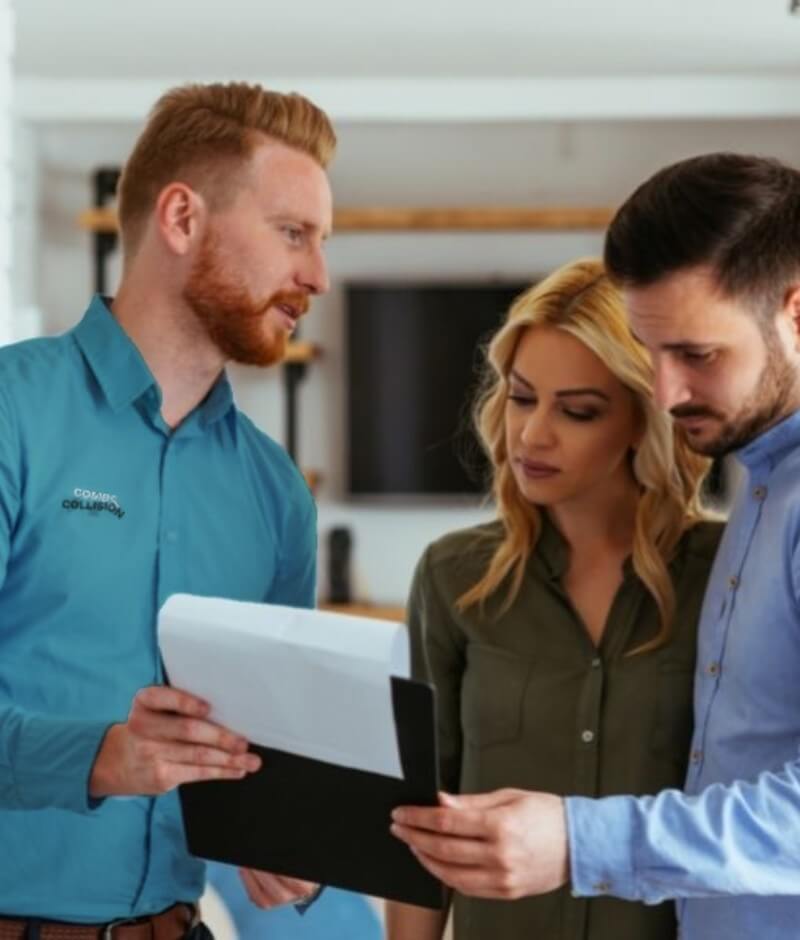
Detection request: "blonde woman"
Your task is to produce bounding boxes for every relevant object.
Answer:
[387,258,721,940]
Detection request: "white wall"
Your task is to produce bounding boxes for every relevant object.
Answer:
[32,116,800,603]
[0,0,12,345]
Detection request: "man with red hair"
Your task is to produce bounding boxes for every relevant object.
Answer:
[0,81,334,938]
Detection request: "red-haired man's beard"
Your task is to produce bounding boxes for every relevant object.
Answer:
[183,231,309,366]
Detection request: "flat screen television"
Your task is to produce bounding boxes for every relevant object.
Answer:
[346,281,528,497]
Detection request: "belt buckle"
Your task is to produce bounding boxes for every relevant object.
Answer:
[100,903,197,939]
[101,917,137,940]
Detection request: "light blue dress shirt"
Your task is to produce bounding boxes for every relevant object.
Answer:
[565,409,800,939]
[0,296,317,922]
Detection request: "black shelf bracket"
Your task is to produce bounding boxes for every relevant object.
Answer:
[283,360,308,465]
[92,167,121,295]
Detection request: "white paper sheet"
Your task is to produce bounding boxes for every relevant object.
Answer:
[158,594,410,779]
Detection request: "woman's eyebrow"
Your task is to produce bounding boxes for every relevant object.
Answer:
[509,371,609,402]
[555,388,610,402]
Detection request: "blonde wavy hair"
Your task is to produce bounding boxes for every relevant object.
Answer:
[458,257,709,654]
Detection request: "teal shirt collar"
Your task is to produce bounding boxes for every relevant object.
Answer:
[73,295,235,430]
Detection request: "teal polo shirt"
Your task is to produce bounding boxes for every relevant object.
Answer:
[0,296,317,922]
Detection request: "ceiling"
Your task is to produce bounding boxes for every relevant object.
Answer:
[13,0,800,81]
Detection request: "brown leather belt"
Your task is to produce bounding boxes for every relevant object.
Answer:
[0,903,199,940]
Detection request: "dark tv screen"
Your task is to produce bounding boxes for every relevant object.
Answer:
[347,282,526,496]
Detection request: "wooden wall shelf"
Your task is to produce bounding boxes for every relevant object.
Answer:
[284,341,319,365]
[332,205,615,231]
[78,204,614,234]
[301,468,321,493]
[79,207,119,233]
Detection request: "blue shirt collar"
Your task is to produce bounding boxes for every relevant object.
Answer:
[73,295,154,414]
[72,294,235,430]
[735,407,800,471]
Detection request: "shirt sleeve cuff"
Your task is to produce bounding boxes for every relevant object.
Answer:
[12,716,114,814]
[565,794,640,901]
[294,885,325,915]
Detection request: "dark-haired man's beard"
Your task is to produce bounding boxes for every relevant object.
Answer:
[183,231,308,366]
[672,330,798,458]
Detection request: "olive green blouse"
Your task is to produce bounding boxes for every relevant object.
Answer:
[407,516,722,940]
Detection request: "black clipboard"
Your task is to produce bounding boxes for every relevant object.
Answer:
[178,676,443,909]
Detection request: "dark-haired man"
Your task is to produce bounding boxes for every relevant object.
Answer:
[392,152,800,939]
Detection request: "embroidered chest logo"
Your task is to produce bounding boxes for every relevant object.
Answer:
[62,487,126,520]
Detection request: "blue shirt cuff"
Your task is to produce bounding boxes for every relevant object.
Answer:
[11,715,113,813]
[565,794,639,900]
[294,885,324,915]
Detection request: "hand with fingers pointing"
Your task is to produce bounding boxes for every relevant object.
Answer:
[391,788,569,900]
[89,685,262,797]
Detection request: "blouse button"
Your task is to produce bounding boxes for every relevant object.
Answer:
[581,730,595,744]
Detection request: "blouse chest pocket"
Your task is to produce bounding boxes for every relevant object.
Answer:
[461,643,533,749]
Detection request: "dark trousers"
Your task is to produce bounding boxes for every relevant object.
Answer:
[186,926,215,940]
